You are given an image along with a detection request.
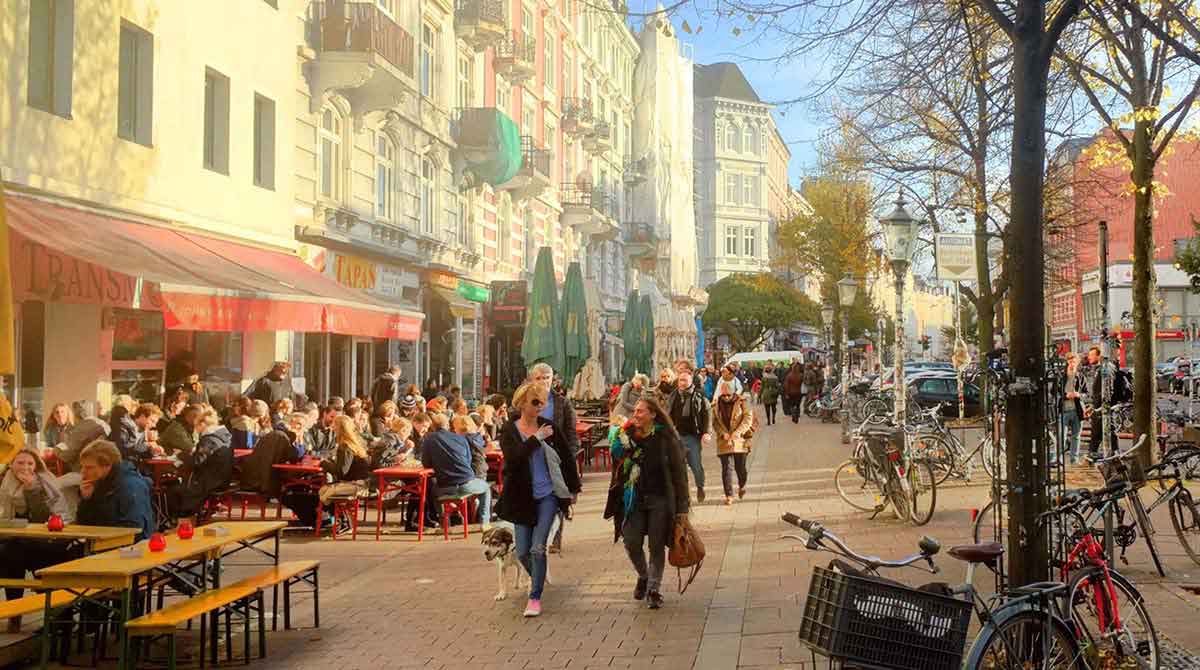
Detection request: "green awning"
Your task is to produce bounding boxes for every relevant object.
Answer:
[462,110,522,187]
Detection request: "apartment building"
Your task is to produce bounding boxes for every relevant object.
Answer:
[693,62,776,287]
[0,0,421,423]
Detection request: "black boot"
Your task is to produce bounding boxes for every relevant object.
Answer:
[647,591,664,609]
[634,577,647,600]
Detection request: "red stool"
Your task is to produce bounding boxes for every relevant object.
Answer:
[315,496,360,540]
[438,494,478,541]
[592,445,612,472]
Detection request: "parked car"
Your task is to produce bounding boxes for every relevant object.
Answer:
[907,374,983,418]
[1155,362,1176,393]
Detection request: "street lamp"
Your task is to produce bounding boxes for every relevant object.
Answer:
[821,304,835,372]
[881,195,919,425]
[837,275,858,393]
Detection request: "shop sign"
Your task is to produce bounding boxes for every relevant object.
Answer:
[11,233,163,309]
[934,234,977,282]
[375,266,409,299]
[428,271,458,291]
[457,282,490,303]
[332,253,377,290]
[492,281,527,307]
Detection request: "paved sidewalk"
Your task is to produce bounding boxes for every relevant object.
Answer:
[40,407,1200,669]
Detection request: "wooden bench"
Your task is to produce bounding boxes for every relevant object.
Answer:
[0,588,93,620]
[223,561,320,631]
[125,583,264,670]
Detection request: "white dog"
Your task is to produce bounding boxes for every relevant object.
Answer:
[481,517,560,601]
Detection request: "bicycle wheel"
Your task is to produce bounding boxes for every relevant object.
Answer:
[1168,486,1200,566]
[886,469,912,522]
[913,435,955,485]
[981,434,1007,480]
[973,498,1006,544]
[834,459,881,512]
[1066,567,1159,669]
[862,398,890,420]
[1128,493,1166,578]
[907,459,937,526]
[968,610,1082,669]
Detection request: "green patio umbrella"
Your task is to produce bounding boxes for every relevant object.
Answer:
[639,294,656,374]
[560,262,590,390]
[621,290,642,379]
[521,247,564,374]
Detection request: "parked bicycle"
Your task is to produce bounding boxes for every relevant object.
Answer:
[783,514,1084,669]
[834,416,937,525]
[906,402,1006,485]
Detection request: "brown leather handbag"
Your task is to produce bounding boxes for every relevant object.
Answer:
[668,514,705,593]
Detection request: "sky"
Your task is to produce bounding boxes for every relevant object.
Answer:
[623,1,829,185]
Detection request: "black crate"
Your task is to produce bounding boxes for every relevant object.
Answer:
[798,566,972,670]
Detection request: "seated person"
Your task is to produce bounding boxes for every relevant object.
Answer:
[75,441,155,541]
[113,402,163,461]
[370,416,415,469]
[239,413,306,497]
[305,405,337,458]
[0,449,76,607]
[452,415,488,480]
[43,417,109,473]
[421,414,491,528]
[283,416,370,535]
[158,403,200,460]
[168,408,234,522]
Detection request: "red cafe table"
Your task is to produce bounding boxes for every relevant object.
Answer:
[372,466,434,541]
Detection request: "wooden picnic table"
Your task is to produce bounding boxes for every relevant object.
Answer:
[372,466,433,541]
[0,524,137,554]
[36,520,287,670]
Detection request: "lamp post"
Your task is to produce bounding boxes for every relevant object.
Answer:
[821,304,835,376]
[881,195,918,425]
[837,276,858,442]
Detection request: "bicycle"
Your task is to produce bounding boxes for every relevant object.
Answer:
[783,514,1084,669]
[1041,487,1160,668]
[1140,444,1200,566]
[906,403,1006,485]
[834,416,937,525]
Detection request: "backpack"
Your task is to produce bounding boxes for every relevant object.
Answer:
[1111,368,1133,403]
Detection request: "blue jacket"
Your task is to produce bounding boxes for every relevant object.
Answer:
[420,429,476,487]
[76,461,155,541]
[113,416,149,460]
[702,376,716,401]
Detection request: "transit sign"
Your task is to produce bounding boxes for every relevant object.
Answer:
[935,233,977,282]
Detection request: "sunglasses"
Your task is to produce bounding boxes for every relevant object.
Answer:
[531,399,545,408]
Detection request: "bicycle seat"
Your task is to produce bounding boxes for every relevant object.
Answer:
[948,542,1004,565]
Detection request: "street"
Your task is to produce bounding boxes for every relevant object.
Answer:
[77,407,1196,670]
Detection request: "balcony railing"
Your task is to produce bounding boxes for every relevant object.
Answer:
[496,31,537,66]
[562,98,594,123]
[519,136,552,177]
[455,0,505,25]
[591,188,620,220]
[560,184,593,208]
[311,1,414,77]
[624,222,657,247]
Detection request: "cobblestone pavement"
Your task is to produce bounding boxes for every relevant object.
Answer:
[43,407,1200,669]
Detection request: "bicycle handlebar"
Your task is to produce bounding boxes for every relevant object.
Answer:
[1091,434,1148,466]
[780,514,940,573]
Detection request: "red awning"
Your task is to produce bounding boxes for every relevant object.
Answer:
[5,195,423,339]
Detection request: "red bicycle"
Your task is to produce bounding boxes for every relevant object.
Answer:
[1041,484,1159,669]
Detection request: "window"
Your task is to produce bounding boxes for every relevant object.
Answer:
[457,54,472,109]
[522,102,535,133]
[456,196,469,247]
[522,8,534,41]
[744,226,757,257]
[420,157,435,234]
[496,80,510,114]
[497,199,511,264]
[252,93,275,189]
[421,23,436,98]
[563,54,573,96]
[203,68,229,174]
[744,125,755,155]
[112,309,164,361]
[376,134,394,220]
[725,226,739,256]
[544,30,555,89]
[725,174,738,204]
[27,0,74,117]
[743,174,753,205]
[523,207,535,272]
[319,108,342,199]
[725,123,738,153]
[117,21,153,145]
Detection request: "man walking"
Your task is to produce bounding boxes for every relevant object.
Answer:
[669,360,711,502]
[246,361,292,407]
[1084,346,1119,459]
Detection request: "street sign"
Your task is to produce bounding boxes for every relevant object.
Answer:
[935,233,977,282]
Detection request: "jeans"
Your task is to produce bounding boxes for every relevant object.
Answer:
[623,494,670,593]
[1062,408,1081,460]
[515,495,559,600]
[681,433,705,489]
[719,453,748,497]
[436,478,492,524]
[1089,414,1118,457]
[764,402,777,424]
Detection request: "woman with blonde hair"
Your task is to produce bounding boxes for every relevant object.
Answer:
[42,404,76,452]
[712,381,753,505]
[169,406,234,522]
[321,415,371,533]
[0,448,75,609]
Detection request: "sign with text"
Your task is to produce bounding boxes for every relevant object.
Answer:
[10,232,164,309]
[332,253,377,290]
[935,234,977,282]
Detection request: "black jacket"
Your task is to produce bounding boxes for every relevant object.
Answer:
[603,425,690,545]
[177,426,235,515]
[370,373,401,411]
[239,430,299,495]
[546,391,580,455]
[667,385,710,437]
[496,417,581,526]
[246,374,291,406]
[76,461,155,541]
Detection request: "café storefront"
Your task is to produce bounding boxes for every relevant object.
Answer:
[424,270,490,398]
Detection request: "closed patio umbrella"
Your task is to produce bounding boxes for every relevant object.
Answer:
[639,294,656,375]
[521,247,564,374]
[621,290,641,379]
[560,262,590,390]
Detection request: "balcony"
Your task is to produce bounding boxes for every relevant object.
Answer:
[624,222,658,259]
[561,98,594,139]
[495,32,537,86]
[450,107,523,190]
[561,184,620,242]
[497,136,552,200]
[305,2,416,122]
[583,122,612,154]
[454,0,507,52]
[623,156,647,185]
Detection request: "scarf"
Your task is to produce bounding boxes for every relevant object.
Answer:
[610,420,662,517]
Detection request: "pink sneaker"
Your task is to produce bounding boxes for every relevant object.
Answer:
[523,598,542,617]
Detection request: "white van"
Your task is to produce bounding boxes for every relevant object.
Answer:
[725,351,808,367]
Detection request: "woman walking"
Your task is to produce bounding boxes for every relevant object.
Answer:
[606,394,690,610]
[712,382,753,504]
[497,383,581,618]
[783,362,805,423]
[760,365,781,426]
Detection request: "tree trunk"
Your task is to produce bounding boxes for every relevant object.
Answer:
[1005,18,1051,587]
[1130,118,1157,466]
[974,208,997,352]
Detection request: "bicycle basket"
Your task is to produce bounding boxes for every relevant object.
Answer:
[798,566,972,670]
[1098,452,1146,487]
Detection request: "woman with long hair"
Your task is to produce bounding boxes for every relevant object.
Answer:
[783,362,806,423]
[712,381,753,504]
[497,382,581,618]
[0,448,75,613]
[606,391,690,610]
[42,404,76,452]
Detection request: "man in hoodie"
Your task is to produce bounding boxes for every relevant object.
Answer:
[114,403,162,461]
[76,441,154,541]
[421,414,491,526]
[668,360,711,502]
[245,361,292,407]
